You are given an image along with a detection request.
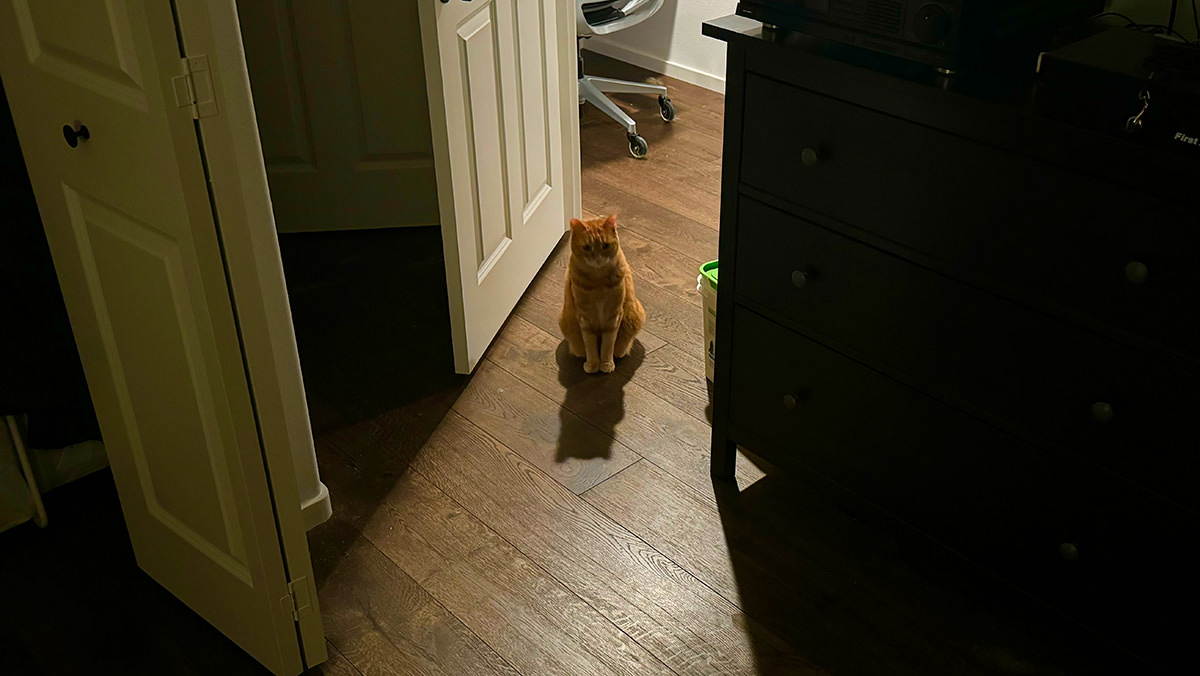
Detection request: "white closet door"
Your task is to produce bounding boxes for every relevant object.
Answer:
[0,2,319,673]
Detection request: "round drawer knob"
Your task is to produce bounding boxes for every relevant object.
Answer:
[1059,542,1079,562]
[913,4,952,44]
[791,270,808,288]
[782,394,799,411]
[1125,261,1148,285]
[1091,401,1113,424]
[801,148,819,168]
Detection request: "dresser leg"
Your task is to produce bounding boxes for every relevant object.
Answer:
[711,437,738,480]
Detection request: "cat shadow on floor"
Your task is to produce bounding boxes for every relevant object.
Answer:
[555,339,645,462]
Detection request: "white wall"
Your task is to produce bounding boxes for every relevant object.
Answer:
[1108,0,1199,41]
[582,0,737,93]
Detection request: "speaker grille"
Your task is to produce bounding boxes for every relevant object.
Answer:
[830,0,905,34]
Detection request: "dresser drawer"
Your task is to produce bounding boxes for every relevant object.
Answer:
[1020,487,1199,666]
[727,306,1086,562]
[739,74,1200,356]
[725,307,1198,663]
[734,197,1200,509]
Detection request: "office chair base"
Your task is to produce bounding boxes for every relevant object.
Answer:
[586,75,668,98]
[580,75,670,157]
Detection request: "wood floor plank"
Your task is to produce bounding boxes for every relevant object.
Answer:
[452,358,642,494]
[309,519,520,676]
[582,159,721,234]
[586,179,722,258]
[618,228,705,308]
[411,410,808,675]
[487,316,765,499]
[630,342,711,422]
[357,469,675,676]
[582,461,984,676]
[582,461,742,610]
[630,276,707,358]
[312,642,364,676]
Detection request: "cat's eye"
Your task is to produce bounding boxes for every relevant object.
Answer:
[583,244,592,251]
[602,243,611,250]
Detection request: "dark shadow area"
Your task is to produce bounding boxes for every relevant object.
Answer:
[0,471,274,676]
[278,225,468,588]
[705,378,715,423]
[0,224,469,674]
[714,466,1146,675]
[554,338,645,462]
[306,374,465,591]
[278,226,464,438]
[0,78,99,450]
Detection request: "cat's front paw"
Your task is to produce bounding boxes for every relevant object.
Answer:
[599,360,616,374]
[583,360,600,374]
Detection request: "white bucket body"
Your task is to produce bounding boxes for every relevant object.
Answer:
[698,274,717,382]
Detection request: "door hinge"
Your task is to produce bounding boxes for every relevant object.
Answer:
[281,576,312,622]
[172,55,218,119]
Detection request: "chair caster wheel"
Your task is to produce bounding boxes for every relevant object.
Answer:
[628,133,648,158]
[658,95,675,122]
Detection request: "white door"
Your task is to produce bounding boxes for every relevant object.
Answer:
[0,2,319,674]
[420,0,578,373]
[237,0,439,233]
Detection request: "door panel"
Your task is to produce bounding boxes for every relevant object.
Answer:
[13,0,148,108]
[514,0,551,210]
[63,188,249,570]
[458,3,512,269]
[237,0,438,232]
[422,0,572,372]
[0,2,306,673]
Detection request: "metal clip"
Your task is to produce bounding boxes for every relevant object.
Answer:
[1126,88,1150,133]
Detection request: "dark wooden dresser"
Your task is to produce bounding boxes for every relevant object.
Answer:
[705,15,1198,670]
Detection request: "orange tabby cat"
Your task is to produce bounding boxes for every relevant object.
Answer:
[559,214,645,374]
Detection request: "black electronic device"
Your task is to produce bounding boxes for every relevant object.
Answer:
[735,0,1104,71]
[1037,28,1200,160]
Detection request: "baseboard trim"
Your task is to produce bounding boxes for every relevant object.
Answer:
[581,42,726,94]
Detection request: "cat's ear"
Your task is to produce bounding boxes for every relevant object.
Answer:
[569,218,584,232]
[603,214,618,231]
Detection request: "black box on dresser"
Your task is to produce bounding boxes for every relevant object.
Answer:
[705,14,1200,673]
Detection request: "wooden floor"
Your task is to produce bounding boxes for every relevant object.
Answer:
[3,54,1119,675]
[296,54,1116,676]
